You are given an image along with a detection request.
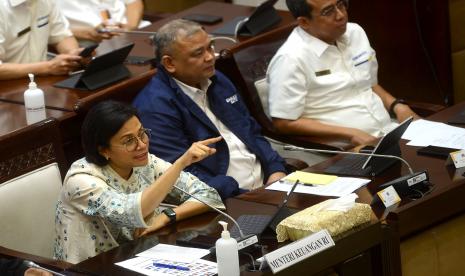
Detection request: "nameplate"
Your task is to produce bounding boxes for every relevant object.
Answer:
[264,229,334,274]
[446,150,465,169]
[315,69,331,77]
[377,185,401,208]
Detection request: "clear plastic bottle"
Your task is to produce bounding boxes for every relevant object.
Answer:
[215,221,240,276]
[24,73,46,125]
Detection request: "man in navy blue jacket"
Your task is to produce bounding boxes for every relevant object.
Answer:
[133,19,286,199]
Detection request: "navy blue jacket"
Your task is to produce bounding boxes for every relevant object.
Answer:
[133,67,286,199]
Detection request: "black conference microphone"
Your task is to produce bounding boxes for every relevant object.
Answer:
[283,145,430,198]
[23,260,66,276]
[172,185,259,251]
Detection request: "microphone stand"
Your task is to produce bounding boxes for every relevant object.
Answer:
[284,145,431,199]
[23,261,66,276]
[283,145,414,174]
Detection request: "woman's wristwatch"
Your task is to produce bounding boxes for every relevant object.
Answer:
[389,98,406,118]
[162,208,176,224]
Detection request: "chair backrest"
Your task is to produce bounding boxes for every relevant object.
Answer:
[0,118,67,258]
[217,23,351,151]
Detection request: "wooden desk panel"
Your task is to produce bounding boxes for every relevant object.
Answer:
[0,65,154,112]
[69,197,395,276]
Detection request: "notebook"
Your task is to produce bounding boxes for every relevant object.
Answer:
[324,117,414,177]
[54,43,134,90]
[229,180,299,239]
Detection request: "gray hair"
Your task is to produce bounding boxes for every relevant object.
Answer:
[153,19,204,62]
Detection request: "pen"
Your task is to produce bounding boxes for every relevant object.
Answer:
[153,262,190,271]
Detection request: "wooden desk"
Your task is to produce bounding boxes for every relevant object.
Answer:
[68,195,397,276]
[0,102,72,137]
[302,102,465,238]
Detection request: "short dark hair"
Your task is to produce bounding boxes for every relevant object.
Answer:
[286,0,313,19]
[81,101,139,166]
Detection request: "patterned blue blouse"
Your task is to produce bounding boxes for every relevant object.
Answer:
[54,154,224,264]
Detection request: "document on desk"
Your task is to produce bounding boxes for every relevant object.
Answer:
[136,244,210,263]
[115,256,217,276]
[402,119,465,149]
[267,177,370,197]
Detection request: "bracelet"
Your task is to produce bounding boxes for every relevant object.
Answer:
[389,99,406,118]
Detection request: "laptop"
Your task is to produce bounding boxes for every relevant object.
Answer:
[448,109,465,125]
[324,117,414,177]
[229,179,299,239]
[54,43,134,90]
[211,0,281,37]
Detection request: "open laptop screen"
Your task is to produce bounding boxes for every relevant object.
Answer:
[362,116,413,169]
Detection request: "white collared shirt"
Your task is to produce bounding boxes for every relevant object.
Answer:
[57,0,150,29]
[174,78,264,190]
[267,23,398,137]
[0,0,72,63]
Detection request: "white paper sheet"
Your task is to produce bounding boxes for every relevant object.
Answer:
[136,244,210,263]
[115,256,217,276]
[267,177,370,197]
[402,119,465,149]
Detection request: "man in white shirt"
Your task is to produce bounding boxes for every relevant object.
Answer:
[267,0,418,146]
[0,0,82,80]
[57,0,149,43]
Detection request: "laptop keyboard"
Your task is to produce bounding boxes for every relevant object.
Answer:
[230,214,272,239]
[324,155,371,176]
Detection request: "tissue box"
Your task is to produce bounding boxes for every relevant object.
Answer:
[276,201,372,242]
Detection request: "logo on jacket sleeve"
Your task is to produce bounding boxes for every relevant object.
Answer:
[225,94,238,104]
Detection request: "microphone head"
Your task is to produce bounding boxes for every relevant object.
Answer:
[23,260,39,268]
[283,145,296,151]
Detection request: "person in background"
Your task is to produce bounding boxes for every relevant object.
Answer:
[54,101,224,264]
[133,19,287,200]
[267,0,419,147]
[57,0,150,43]
[0,0,83,80]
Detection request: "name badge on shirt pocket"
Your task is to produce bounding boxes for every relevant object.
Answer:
[315,69,331,77]
[37,15,49,28]
[354,57,370,67]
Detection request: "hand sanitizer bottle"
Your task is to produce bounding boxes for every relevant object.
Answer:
[24,73,46,125]
[216,221,240,276]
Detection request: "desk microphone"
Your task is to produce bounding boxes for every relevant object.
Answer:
[283,145,430,198]
[172,185,258,250]
[23,260,66,276]
[98,28,157,35]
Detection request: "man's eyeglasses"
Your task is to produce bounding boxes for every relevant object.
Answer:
[113,128,152,152]
[319,0,349,17]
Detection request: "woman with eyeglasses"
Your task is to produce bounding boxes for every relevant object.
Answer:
[54,100,224,264]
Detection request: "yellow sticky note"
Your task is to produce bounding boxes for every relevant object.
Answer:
[284,171,337,186]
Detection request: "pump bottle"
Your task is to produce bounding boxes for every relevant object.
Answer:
[215,221,240,276]
[24,73,46,125]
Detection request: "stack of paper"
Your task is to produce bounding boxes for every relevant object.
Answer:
[115,244,216,276]
[269,171,370,197]
[402,119,465,149]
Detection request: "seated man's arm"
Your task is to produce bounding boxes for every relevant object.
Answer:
[273,117,377,146]
[125,0,144,30]
[372,84,419,122]
[0,54,81,80]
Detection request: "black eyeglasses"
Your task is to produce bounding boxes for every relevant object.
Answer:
[319,0,349,17]
[112,128,152,152]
